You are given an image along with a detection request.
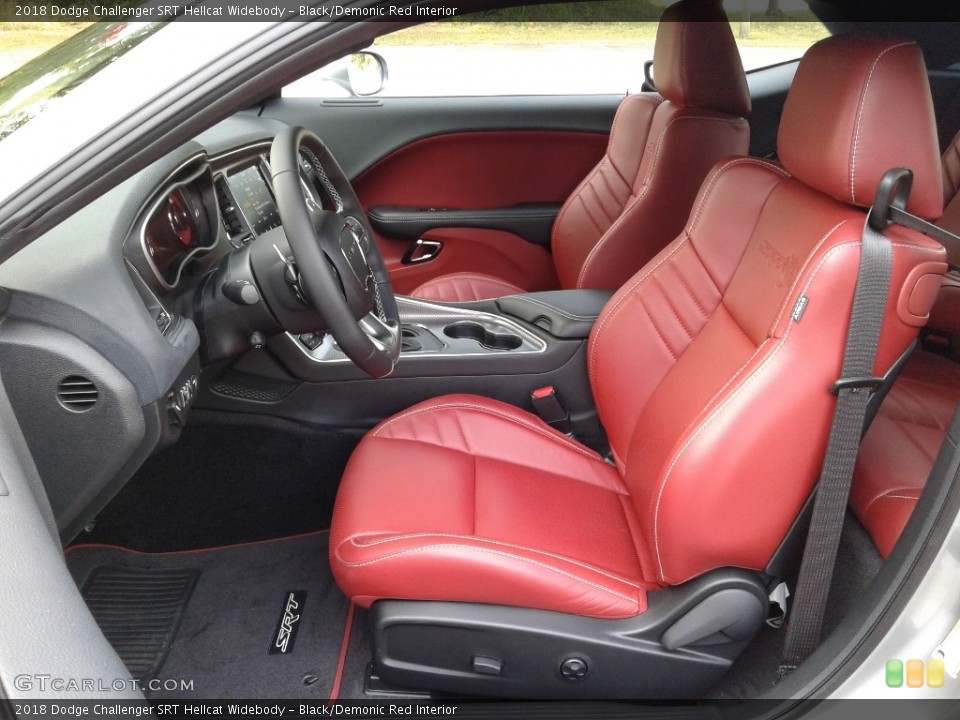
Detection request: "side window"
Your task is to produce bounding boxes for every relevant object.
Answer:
[283,4,829,99]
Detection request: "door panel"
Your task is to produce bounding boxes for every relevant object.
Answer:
[260,96,617,291]
[351,129,606,292]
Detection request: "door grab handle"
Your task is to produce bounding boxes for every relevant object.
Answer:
[402,238,443,264]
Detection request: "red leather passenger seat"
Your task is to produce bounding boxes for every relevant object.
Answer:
[850,129,960,558]
[410,0,751,302]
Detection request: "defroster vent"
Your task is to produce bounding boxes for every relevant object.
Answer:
[57,375,99,412]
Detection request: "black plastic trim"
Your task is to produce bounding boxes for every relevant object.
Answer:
[371,569,768,699]
[497,290,613,340]
[369,203,561,247]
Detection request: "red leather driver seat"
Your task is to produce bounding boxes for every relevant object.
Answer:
[330,36,947,697]
[409,0,751,303]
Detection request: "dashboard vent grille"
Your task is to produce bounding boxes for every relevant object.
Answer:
[215,177,245,237]
[57,375,98,412]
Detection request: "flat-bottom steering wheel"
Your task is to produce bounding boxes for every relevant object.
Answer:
[270,126,400,378]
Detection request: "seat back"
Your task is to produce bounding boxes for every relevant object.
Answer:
[941,128,960,239]
[552,0,751,292]
[924,130,960,336]
[588,35,947,586]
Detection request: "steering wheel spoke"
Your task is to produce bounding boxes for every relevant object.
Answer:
[360,311,402,357]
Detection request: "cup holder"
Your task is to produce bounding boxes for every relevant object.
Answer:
[443,322,522,351]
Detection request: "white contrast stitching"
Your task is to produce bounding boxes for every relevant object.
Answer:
[334,543,642,607]
[372,400,605,463]
[349,534,644,588]
[849,42,915,204]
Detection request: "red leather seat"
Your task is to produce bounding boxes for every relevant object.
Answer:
[851,351,960,558]
[848,130,960,559]
[926,130,960,334]
[332,35,947,625]
[410,0,751,303]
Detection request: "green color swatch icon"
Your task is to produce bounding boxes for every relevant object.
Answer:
[886,659,904,688]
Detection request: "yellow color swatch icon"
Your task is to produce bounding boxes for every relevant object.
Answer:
[927,659,945,688]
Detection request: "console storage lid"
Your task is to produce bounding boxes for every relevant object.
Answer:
[497,290,613,339]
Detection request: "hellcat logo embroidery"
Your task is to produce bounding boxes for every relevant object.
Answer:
[759,236,800,288]
[270,591,306,655]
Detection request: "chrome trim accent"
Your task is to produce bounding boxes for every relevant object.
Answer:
[283,295,547,364]
[135,153,216,291]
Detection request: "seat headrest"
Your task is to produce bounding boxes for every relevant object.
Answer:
[778,35,943,220]
[653,0,751,117]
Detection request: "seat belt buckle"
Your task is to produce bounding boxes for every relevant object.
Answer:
[830,376,884,395]
[531,386,571,434]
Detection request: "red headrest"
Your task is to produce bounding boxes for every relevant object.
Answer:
[653,0,751,117]
[778,35,943,220]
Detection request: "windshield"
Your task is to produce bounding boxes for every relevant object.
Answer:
[0,21,164,141]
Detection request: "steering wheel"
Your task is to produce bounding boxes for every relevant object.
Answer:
[270,126,400,378]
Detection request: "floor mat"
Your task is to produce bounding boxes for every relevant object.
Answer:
[67,532,350,699]
[81,566,198,679]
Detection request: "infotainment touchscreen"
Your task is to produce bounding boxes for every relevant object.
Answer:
[227,165,281,236]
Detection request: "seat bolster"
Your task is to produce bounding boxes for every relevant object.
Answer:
[928,273,960,336]
[409,272,527,302]
[334,532,650,619]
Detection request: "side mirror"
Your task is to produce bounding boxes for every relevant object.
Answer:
[346,51,388,96]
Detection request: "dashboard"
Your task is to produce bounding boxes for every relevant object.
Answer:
[0,117,335,540]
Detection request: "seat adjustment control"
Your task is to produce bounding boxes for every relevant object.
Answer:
[559,657,588,681]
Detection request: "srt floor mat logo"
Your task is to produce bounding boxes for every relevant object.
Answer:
[271,590,307,655]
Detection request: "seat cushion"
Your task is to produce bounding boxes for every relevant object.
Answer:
[409,272,527,303]
[330,395,657,619]
[850,351,960,558]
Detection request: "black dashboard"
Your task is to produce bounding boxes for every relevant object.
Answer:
[0,114,311,540]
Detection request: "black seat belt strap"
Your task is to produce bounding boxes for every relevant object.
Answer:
[777,170,901,678]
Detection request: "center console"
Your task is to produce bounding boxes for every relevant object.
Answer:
[200,290,613,438]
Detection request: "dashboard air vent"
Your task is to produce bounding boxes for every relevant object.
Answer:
[57,375,99,412]
[215,177,245,238]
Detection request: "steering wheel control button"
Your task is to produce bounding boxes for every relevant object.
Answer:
[471,655,503,676]
[222,279,261,305]
[559,657,588,681]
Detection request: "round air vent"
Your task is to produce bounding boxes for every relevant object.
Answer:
[57,375,99,412]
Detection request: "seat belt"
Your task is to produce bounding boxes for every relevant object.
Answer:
[778,168,927,677]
